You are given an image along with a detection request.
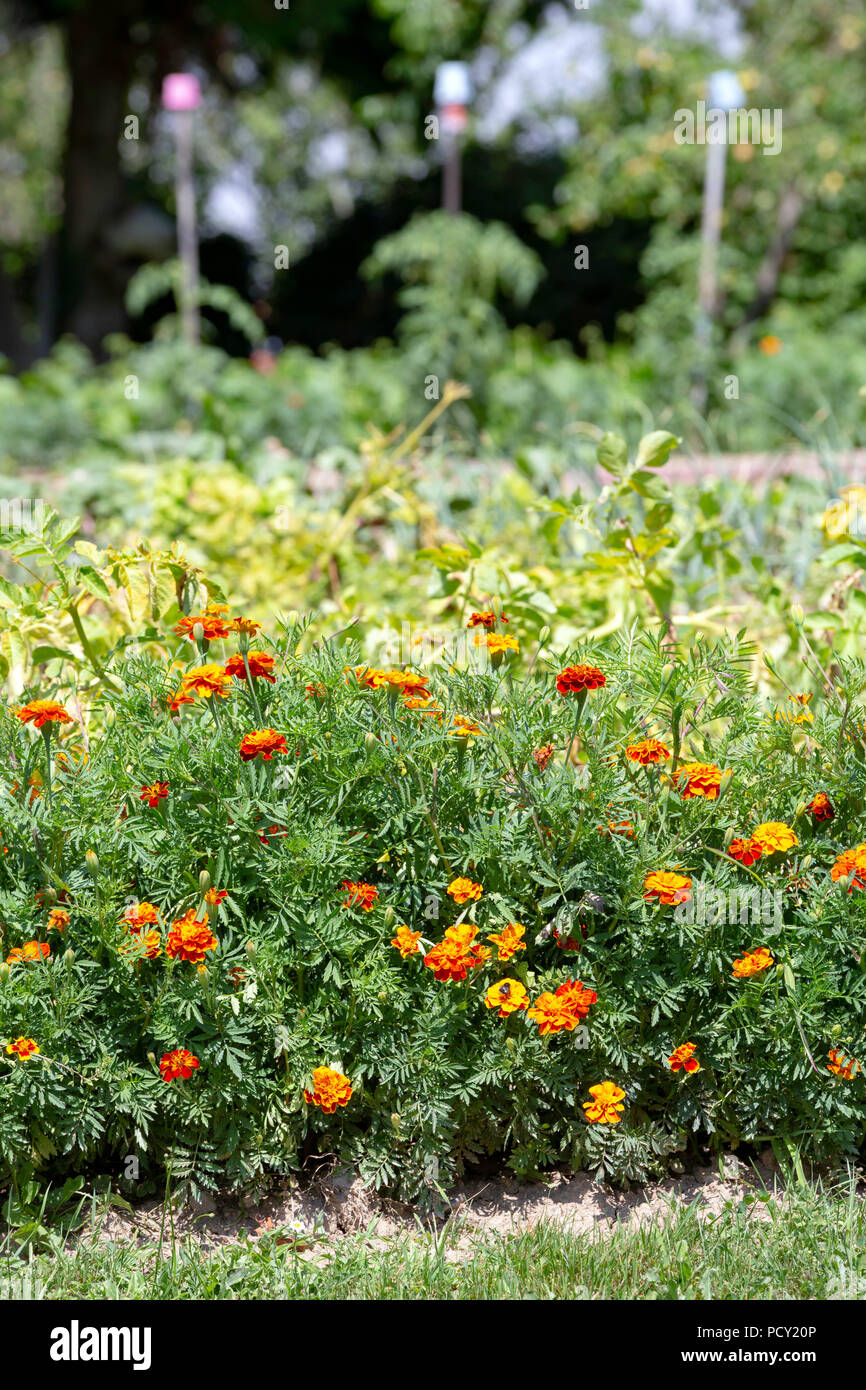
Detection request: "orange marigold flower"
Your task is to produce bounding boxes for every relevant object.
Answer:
[643,871,692,906]
[6,1037,40,1061]
[304,1065,352,1114]
[602,819,635,837]
[827,1048,860,1080]
[487,922,527,962]
[229,616,262,637]
[304,682,327,701]
[358,667,430,698]
[668,1043,701,1074]
[342,881,379,912]
[467,611,508,628]
[674,762,726,799]
[123,902,160,931]
[121,929,161,960]
[447,877,483,904]
[750,822,798,854]
[166,910,217,964]
[6,941,50,967]
[533,743,554,771]
[806,792,835,823]
[403,694,443,719]
[483,633,519,657]
[15,700,72,729]
[831,844,866,891]
[204,888,228,906]
[257,823,287,845]
[391,925,422,958]
[556,664,606,697]
[174,603,231,641]
[450,714,485,739]
[758,334,782,356]
[484,978,529,1017]
[732,946,774,978]
[171,663,233,707]
[626,737,670,765]
[583,1081,626,1124]
[159,1048,200,1082]
[528,979,596,1034]
[424,923,489,982]
[47,908,70,933]
[224,650,277,684]
[140,781,169,808]
[239,728,289,761]
[728,836,763,866]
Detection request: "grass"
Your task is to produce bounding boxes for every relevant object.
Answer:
[2,1172,865,1299]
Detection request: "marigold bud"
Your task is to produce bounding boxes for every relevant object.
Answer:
[800,854,812,871]
[538,625,551,646]
[147,1051,156,1066]
[245,940,257,959]
[378,989,388,1002]
[660,661,676,691]
[791,605,804,627]
[364,732,378,752]
[199,869,211,894]
[85,850,99,877]
[723,827,736,849]
[391,1113,401,1130]
[193,622,205,645]
[718,769,734,797]
[383,906,395,928]
[0,963,9,985]
[794,800,807,819]
[63,949,76,966]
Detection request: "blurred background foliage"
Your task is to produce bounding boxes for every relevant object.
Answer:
[1,0,866,692]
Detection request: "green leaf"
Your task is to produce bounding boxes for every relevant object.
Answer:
[635,430,680,469]
[597,431,628,476]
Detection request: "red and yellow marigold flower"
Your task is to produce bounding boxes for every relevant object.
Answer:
[602,819,635,837]
[391,925,422,958]
[806,792,834,823]
[827,1049,859,1080]
[732,946,774,978]
[728,836,762,866]
[170,663,233,709]
[204,888,228,907]
[140,781,169,808]
[342,881,379,912]
[174,603,231,641]
[774,693,814,726]
[159,1048,200,1082]
[643,871,692,906]
[424,923,490,982]
[668,1043,701,1074]
[626,737,670,765]
[484,978,529,1017]
[556,664,606,697]
[750,822,798,855]
[583,1081,626,1124]
[5,1037,39,1062]
[533,743,554,771]
[224,650,277,684]
[449,714,484,738]
[481,633,519,657]
[528,979,596,1035]
[487,922,527,962]
[239,728,289,761]
[6,941,50,967]
[447,877,483,904]
[674,762,726,799]
[166,910,217,964]
[47,908,70,933]
[304,1065,352,1114]
[229,616,262,638]
[15,700,72,729]
[831,844,866,891]
[123,902,159,931]
[467,611,508,628]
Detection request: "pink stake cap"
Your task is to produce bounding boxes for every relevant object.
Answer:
[162,73,202,111]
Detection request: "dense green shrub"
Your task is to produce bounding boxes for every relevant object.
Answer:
[2,609,866,1204]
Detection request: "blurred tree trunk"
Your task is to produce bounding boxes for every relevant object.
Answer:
[57,10,135,352]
